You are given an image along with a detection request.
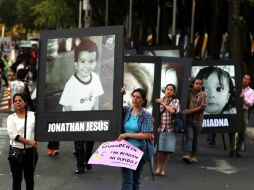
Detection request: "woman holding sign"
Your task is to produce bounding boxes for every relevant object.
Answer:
[118,88,155,190]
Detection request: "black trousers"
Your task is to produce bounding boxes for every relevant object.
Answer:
[47,141,60,150]
[9,147,38,190]
[74,141,94,169]
[229,132,245,151]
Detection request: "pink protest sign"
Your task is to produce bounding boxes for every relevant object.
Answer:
[88,140,144,170]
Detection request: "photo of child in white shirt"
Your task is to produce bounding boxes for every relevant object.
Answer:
[59,39,104,111]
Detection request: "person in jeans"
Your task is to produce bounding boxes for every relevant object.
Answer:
[182,78,208,164]
[118,88,155,190]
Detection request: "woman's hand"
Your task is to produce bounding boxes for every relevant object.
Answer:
[117,133,128,141]
[121,87,126,95]
[155,98,166,106]
[155,98,161,104]
[27,140,38,147]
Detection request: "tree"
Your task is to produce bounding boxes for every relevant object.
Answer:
[0,0,18,31]
[32,0,77,30]
[228,0,254,74]
[207,0,228,59]
[16,0,39,37]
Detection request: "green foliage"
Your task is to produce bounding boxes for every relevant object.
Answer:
[16,0,39,31]
[32,0,77,30]
[250,0,254,6]
[0,0,18,28]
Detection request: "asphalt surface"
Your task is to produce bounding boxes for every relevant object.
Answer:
[1,112,254,190]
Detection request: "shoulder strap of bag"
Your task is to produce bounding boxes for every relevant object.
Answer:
[159,98,174,116]
[24,111,27,149]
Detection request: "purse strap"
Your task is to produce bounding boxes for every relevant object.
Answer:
[159,98,174,116]
[23,111,27,149]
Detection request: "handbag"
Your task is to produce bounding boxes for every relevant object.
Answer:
[8,111,27,163]
[8,147,25,163]
[172,112,185,133]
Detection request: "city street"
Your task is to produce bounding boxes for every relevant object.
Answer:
[1,112,254,190]
[1,1,254,189]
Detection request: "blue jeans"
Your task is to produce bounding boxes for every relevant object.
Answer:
[184,123,201,156]
[121,158,145,190]
[207,133,216,145]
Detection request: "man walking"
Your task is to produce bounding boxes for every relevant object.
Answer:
[182,78,208,164]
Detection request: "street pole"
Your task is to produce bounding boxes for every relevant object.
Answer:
[105,0,109,26]
[128,0,133,47]
[78,0,82,28]
[1,25,5,38]
[172,0,176,45]
[83,0,90,28]
[189,0,196,58]
[156,0,161,45]
[190,0,195,44]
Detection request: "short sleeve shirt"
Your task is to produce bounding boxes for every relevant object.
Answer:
[123,106,155,161]
[7,111,35,149]
[59,72,104,111]
[186,89,208,125]
[10,80,25,99]
[159,98,180,132]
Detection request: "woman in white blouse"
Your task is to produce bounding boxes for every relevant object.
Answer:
[7,93,38,190]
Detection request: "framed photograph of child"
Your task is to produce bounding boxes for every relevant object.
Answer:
[192,60,243,133]
[36,26,124,141]
[123,56,161,114]
[160,57,192,111]
[123,56,192,131]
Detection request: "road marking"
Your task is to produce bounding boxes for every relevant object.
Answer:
[200,159,238,174]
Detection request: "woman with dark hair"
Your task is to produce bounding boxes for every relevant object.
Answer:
[118,88,155,190]
[7,93,38,190]
[154,84,180,176]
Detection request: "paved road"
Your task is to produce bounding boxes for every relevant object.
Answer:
[1,112,254,190]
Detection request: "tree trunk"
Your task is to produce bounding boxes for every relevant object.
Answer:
[208,0,224,59]
[228,0,243,61]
